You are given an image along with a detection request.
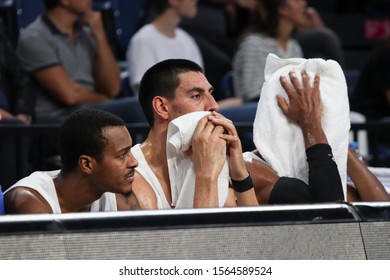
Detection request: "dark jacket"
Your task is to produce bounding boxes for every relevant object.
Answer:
[0,18,36,116]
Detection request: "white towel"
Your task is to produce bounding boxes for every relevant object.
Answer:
[253,53,350,198]
[167,111,229,208]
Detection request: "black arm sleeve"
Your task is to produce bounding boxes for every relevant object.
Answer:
[306,143,344,202]
[269,144,344,204]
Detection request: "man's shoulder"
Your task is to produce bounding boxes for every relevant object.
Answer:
[130,171,159,210]
[18,16,51,44]
[20,16,47,34]
[3,170,59,214]
[4,185,53,214]
[5,170,59,193]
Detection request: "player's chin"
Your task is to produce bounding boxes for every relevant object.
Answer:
[120,184,133,197]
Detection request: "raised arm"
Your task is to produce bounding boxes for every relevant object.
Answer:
[191,116,226,207]
[273,70,344,203]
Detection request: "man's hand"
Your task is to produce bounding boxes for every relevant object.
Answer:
[191,115,227,207]
[191,115,227,179]
[208,112,248,181]
[276,70,327,148]
[82,11,105,39]
[277,70,322,127]
[16,114,32,125]
[297,7,325,31]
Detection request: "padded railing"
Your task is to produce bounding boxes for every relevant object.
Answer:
[0,202,390,259]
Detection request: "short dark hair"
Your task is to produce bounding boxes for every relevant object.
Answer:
[138,59,204,126]
[154,0,169,15]
[251,0,287,37]
[44,0,60,10]
[58,109,125,174]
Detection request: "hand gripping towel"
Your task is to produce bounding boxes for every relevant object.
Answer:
[167,111,229,208]
[253,53,350,198]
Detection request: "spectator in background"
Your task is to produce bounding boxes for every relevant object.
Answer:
[232,0,305,102]
[231,0,343,103]
[16,0,140,123]
[294,6,344,66]
[129,0,232,101]
[127,0,204,95]
[0,18,36,189]
[180,0,258,58]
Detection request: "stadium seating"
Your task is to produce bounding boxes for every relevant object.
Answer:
[15,0,44,32]
[110,0,150,60]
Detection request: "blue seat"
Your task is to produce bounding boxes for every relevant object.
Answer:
[218,102,258,151]
[219,70,234,98]
[92,0,150,60]
[15,0,44,32]
[111,0,150,59]
[344,69,360,96]
[0,0,14,9]
[118,71,134,98]
[92,0,113,11]
[218,102,257,123]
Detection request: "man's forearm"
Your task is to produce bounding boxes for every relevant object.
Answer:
[93,32,121,98]
[193,175,219,208]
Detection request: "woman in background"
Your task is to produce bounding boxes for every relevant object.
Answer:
[232,0,306,102]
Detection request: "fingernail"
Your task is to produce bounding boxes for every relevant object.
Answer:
[290,71,296,77]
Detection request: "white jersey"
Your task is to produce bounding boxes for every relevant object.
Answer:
[131,144,172,210]
[5,170,117,213]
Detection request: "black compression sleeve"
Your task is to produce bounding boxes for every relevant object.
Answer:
[306,144,344,202]
[269,144,344,204]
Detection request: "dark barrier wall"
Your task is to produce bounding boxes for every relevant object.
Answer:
[0,203,390,260]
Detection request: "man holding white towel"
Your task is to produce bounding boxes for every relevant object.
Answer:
[117,59,344,209]
[246,70,344,204]
[115,59,258,210]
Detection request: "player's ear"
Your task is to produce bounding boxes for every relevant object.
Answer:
[79,155,95,174]
[152,96,170,121]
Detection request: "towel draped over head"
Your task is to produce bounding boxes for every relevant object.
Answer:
[253,54,350,198]
[167,111,229,208]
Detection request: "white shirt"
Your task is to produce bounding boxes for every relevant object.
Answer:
[126,24,204,94]
[5,170,117,213]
